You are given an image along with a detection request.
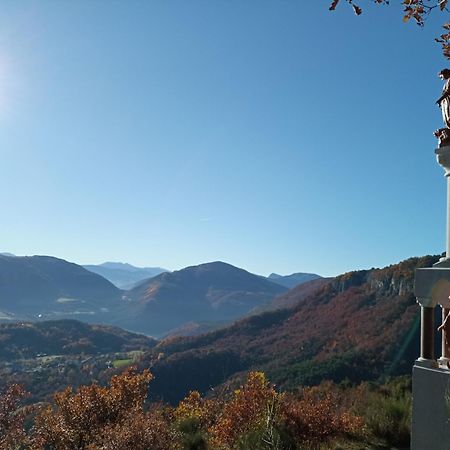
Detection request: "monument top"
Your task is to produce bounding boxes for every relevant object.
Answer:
[435,69,450,148]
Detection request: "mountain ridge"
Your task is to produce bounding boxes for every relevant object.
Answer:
[268,272,322,289]
[117,261,288,336]
[0,254,123,321]
[139,255,438,403]
[83,262,167,289]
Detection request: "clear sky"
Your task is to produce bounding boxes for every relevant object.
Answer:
[0,0,447,277]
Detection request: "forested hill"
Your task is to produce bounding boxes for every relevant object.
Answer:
[0,254,123,318]
[0,320,156,360]
[118,261,287,336]
[142,255,439,403]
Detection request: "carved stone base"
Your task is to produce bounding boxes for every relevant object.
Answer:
[434,128,450,147]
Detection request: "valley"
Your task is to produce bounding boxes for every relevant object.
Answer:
[0,252,430,449]
[0,253,437,410]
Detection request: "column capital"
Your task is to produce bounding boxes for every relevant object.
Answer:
[415,267,450,307]
[417,297,438,308]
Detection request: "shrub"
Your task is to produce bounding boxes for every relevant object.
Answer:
[92,408,179,450]
[0,384,32,450]
[364,391,411,448]
[281,387,363,448]
[209,372,281,449]
[32,367,155,449]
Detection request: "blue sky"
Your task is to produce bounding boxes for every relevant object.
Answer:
[0,0,447,277]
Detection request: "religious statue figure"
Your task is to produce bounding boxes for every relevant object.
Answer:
[435,69,450,147]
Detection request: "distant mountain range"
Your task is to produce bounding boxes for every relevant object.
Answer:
[141,255,437,403]
[0,252,438,407]
[267,272,322,289]
[0,254,123,321]
[1,255,322,337]
[82,262,167,289]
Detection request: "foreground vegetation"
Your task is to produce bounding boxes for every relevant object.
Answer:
[0,368,411,450]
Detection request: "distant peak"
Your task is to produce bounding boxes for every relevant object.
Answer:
[183,261,245,273]
[198,261,235,268]
[100,262,138,269]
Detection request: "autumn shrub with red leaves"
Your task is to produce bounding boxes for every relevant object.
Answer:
[209,371,282,449]
[89,407,180,450]
[32,367,178,450]
[0,368,369,450]
[281,387,364,447]
[0,384,33,450]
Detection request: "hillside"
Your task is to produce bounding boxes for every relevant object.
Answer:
[118,261,287,337]
[0,319,156,360]
[267,277,332,310]
[0,319,158,402]
[0,255,123,321]
[141,255,438,403]
[83,262,167,289]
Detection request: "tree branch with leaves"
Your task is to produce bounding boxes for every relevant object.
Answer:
[328,0,450,57]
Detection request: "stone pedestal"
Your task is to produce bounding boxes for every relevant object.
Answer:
[411,365,450,450]
[412,145,450,447]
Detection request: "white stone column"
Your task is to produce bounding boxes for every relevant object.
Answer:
[435,146,450,256]
[415,296,438,368]
[435,147,450,367]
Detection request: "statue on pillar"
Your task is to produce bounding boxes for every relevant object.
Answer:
[435,69,450,147]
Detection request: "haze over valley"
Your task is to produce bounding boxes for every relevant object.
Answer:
[0,252,321,338]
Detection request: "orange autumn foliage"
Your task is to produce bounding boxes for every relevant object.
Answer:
[175,390,222,430]
[209,371,281,448]
[0,384,32,450]
[282,386,364,446]
[29,367,181,450]
[0,368,367,449]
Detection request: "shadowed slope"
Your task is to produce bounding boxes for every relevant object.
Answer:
[0,255,123,320]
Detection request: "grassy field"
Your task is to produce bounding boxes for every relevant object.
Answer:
[112,358,133,368]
